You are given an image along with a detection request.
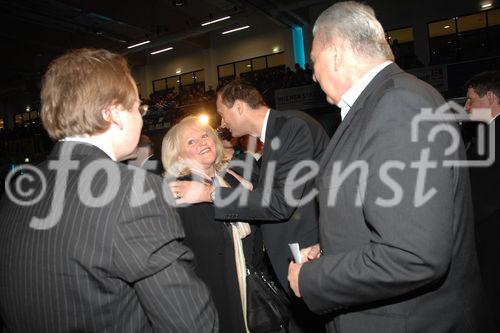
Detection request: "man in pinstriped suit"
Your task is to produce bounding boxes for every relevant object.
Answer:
[0,49,218,332]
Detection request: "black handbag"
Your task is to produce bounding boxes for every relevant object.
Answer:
[246,266,290,333]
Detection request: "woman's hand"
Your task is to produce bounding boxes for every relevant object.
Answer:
[169,181,213,204]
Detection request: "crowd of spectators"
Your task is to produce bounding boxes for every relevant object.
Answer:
[142,83,216,129]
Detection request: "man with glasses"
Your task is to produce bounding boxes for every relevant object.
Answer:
[0,48,218,332]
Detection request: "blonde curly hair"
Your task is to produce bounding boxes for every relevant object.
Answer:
[161,116,227,177]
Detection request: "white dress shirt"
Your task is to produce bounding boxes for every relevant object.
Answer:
[259,109,271,143]
[338,61,393,120]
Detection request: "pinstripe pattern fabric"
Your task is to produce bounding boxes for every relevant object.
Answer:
[0,142,218,332]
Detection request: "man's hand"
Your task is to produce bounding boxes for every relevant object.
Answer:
[300,243,321,263]
[288,262,303,298]
[169,181,212,204]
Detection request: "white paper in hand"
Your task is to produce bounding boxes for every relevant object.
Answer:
[289,243,302,264]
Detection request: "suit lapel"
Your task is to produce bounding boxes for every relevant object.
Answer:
[319,63,403,170]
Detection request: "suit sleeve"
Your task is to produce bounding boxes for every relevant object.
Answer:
[112,173,218,332]
[214,118,316,222]
[300,88,456,313]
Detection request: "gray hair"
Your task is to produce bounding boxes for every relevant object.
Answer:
[313,1,394,61]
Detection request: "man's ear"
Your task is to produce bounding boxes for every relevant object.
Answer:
[486,91,499,106]
[327,43,340,72]
[234,100,245,115]
[102,103,124,130]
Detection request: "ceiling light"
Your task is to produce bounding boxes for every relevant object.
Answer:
[201,16,231,26]
[176,69,182,74]
[444,25,450,29]
[150,47,173,55]
[272,46,280,53]
[481,3,492,8]
[173,0,185,6]
[246,64,251,67]
[128,40,151,49]
[222,25,250,35]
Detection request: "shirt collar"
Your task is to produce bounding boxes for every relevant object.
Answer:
[61,136,116,161]
[489,113,500,124]
[339,61,392,120]
[259,109,271,143]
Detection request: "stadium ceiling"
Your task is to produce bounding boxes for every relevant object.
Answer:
[0,0,329,96]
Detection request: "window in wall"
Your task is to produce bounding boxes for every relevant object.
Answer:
[488,8,500,26]
[488,8,500,54]
[428,8,500,64]
[458,12,487,32]
[386,27,419,68]
[152,70,204,93]
[267,52,285,68]
[429,18,457,38]
[217,52,285,81]
[235,60,252,77]
[30,111,38,120]
[218,64,235,78]
[153,79,167,92]
[181,73,194,86]
[252,56,267,71]
[22,112,29,122]
[167,77,180,92]
[15,114,22,125]
[386,27,414,44]
[194,70,205,82]
[0,118,4,130]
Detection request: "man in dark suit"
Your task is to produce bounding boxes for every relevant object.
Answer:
[465,71,500,330]
[171,80,329,330]
[0,48,217,332]
[288,2,493,332]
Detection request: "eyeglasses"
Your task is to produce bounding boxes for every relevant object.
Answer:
[139,102,149,117]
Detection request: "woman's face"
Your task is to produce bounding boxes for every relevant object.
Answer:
[178,124,217,172]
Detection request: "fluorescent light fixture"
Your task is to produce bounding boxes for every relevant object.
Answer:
[201,16,231,26]
[176,69,182,74]
[246,64,251,67]
[128,40,151,49]
[444,25,450,29]
[150,47,173,55]
[222,25,250,35]
[481,3,492,8]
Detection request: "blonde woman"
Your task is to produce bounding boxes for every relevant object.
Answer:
[162,116,261,333]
